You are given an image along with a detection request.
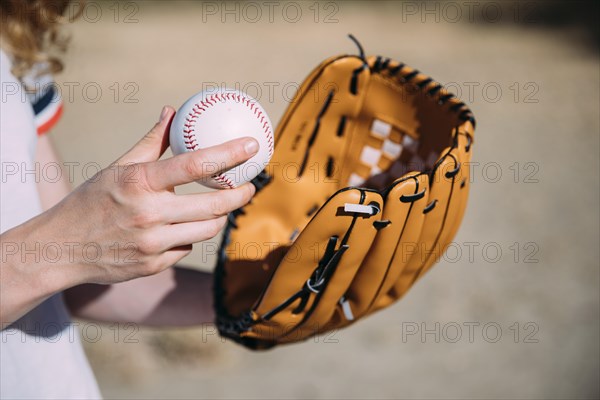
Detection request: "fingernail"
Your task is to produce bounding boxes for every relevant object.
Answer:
[244,139,259,155]
[159,106,169,122]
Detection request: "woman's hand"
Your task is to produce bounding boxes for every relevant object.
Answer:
[1,106,258,323]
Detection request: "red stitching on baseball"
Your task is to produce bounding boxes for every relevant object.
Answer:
[213,174,235,189]
[182,91,274,162]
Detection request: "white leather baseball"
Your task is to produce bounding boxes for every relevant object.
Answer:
[170,89,274,189]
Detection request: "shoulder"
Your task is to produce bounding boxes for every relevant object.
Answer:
[1,49,25,101]
[0,49,36,134]
[0,48,15,80]
[0,49,41,233]
[0,49,63,135]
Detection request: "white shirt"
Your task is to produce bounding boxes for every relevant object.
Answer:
[1,49,102,399]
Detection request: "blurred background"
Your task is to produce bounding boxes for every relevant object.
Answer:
[52,1,599,399]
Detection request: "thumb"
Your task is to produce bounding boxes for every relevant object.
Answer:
[116,106,175,165]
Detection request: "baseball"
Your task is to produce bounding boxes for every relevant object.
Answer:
[170,89,274,189]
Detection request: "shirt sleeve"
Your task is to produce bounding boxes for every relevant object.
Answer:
[21,63,63,136]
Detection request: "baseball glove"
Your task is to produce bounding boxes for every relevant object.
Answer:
[215,37,475,350]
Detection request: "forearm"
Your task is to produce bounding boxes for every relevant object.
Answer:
[65,266,215,326]
[0,218,85,325]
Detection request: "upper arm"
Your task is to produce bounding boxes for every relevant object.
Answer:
[35,134,72,210]
[22,54,71,210]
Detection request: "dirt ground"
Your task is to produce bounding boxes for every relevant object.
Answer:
[51,1,599,399]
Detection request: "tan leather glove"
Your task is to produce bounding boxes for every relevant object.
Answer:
[215,38,475,350]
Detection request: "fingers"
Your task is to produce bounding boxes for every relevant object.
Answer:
[144,137,259,190]
[117,106,176,165]
[150,245,194,276]
[161,216,228,250]
[163,183,255,223]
